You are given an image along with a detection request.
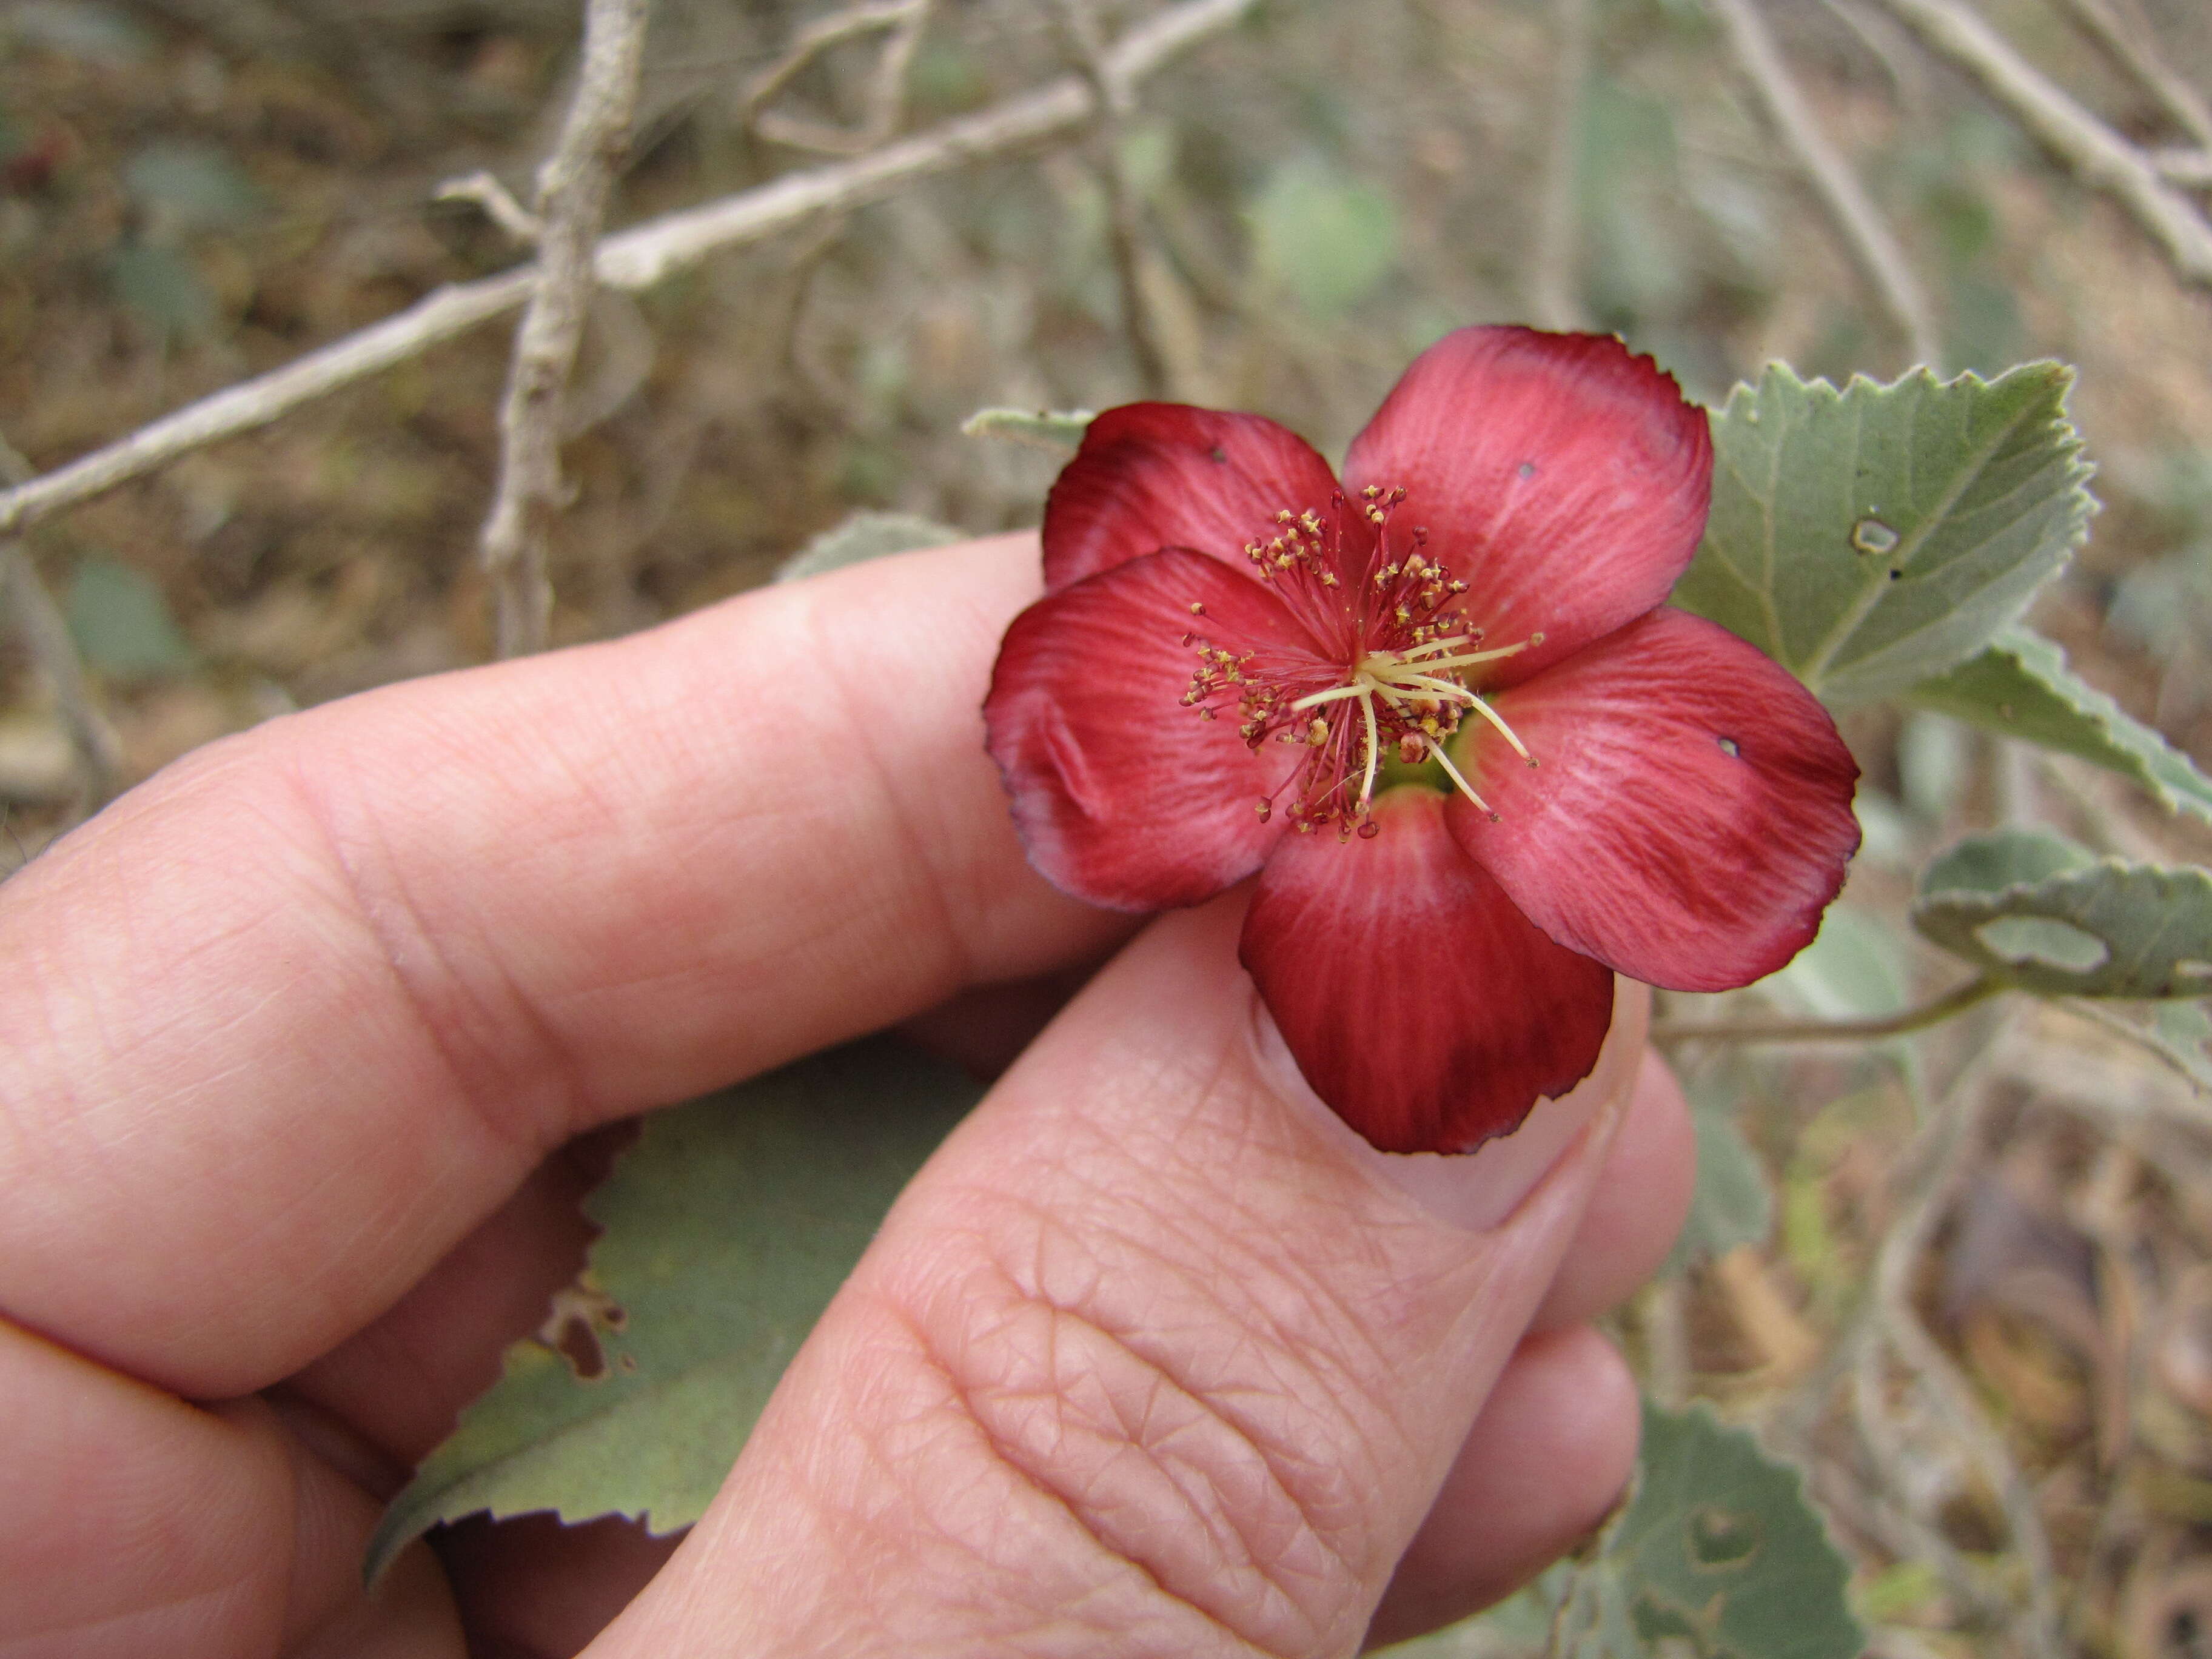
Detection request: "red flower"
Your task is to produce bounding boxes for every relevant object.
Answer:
[984,327,1861,1153]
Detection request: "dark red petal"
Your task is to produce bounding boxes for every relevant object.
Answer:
[1241,789,1615,1154]
[1448,608,1861,992]
[1042,404,1350,593]
[1339,327,1713,685]
[984,548,1318,911]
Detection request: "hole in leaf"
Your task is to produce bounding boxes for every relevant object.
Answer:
[1716,736,1740,758]
[1686,1503,1763,1569]
[1974,916,2110,972]
[1851,517,1900,555]
[550,1313,608,1381]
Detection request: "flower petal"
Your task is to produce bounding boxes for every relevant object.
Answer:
[1339,327,1713,684]
[1448,608,1861,991]
[985,548,1315,911]
[1241,789,1616,1153]
[1043,404,1350,593]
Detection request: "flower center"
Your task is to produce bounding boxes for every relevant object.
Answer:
[1180,484,1541,838]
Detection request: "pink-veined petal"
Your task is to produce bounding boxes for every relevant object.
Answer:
[1241,789,1616,1154]
[985,548,1318,911]
[1339,327,1713,685]
[1042,404,1352,593]
[1448,608,1861,991]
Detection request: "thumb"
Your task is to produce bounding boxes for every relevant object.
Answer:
[588,892,1649,1659]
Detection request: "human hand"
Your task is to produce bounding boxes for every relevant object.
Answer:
[0,532,1692,1658]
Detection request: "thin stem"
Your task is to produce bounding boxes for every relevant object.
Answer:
[1051,0,1173,398]
[1706,0,1943,369]
[0,0,1262,538]
[1872,0,2212,289]
[1651,974,2003,1047]
[481,0,651,659]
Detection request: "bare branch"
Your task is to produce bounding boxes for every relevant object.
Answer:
[1870,1052,2065,1659]
[0,0,1261,541]
[481,0,651,659]
[0,543,122,810]
[1872,0,2212,289]
[2050,0,2212,150]
[1707,0,1945,369]
[1527,0,1592,330]
[1050,0,1171,397]
[2157,146,2212,187]
[436,170,546,244]
[0,440,119,813]
[744,0,930,156]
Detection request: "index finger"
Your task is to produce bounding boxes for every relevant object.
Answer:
[0,532,1127,1397]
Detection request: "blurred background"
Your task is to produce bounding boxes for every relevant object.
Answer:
[5,0,2212,1653]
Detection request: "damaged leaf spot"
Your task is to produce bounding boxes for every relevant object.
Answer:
[1716,736,1741,758]
[537,1281,626,1382]
[1687,1504,1765,1570]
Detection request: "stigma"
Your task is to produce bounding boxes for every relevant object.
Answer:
[1179,484,1543,838]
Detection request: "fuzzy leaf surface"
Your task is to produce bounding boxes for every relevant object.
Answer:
[1673,362,2093,705]
[1914,832,2212,998]
[959,406,1096,453]
[1908,627,2212,823]
[366,1037,979,1580]
[774,510,964,583]
[1664,1074,1772,1274]
[1604,1402,1863,1659]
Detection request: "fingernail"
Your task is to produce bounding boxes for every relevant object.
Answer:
[1252,977,1650,1232]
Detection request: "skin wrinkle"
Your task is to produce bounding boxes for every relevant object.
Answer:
[880,1293,1285,1659]
[951,1067,1387,1477]
[899,1189,1383,1653]
[281,744,594,1162]
[980,1048,1453,1534]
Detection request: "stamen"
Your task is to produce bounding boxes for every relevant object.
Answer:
[1466,693,1534,765]
[1357,685,1381,809]
[1425,737,1499,820]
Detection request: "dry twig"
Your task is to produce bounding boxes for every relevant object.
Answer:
[1872,0,2212,289]
[480,0,651,657]
[1706,0,1945,369]
[0,440,119,814]
[743,0,930,156]
[0,0,1260,542]
[1051,0,1173,398]
[0,543,122,812]
[2051,0,2212,150]
[1867,1040,2066,1659]
[436,170,546,244]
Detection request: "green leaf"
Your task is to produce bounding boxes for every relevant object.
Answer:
[124,142,264,234]
[1604,1401,1863,1659]
[8,2,155,64]
[1913,832,2212,997]
[366,1037,980,1581]
[1908,627,2212,824]
[2070,999,2212,1093]
[65,556,193,678]
[1766,905,1908,1022]
[1664,1075,1772,1275]
[1672,361,2094,705]
[1245,157,1399,321]
[774,510,964,583]
[959,406,1094,454]
[1920,825,2096,894]
[106,243,218,344]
